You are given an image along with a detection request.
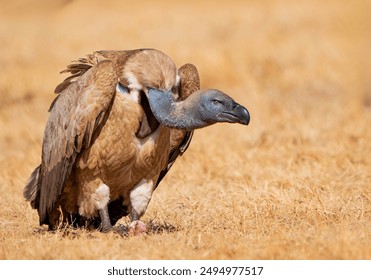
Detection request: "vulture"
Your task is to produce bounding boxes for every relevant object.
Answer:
[23,49,250,235]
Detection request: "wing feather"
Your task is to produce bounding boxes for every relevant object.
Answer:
[37,59,118,224]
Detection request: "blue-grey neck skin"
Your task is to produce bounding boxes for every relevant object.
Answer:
[147,87,250,130]
[147,88,209,130]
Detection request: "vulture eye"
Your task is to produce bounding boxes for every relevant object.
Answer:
[212,99,223,105]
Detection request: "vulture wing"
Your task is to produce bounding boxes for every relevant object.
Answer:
[154,63,200,188]
[27,57,118,225]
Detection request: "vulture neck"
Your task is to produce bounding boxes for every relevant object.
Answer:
[147,89,207,130]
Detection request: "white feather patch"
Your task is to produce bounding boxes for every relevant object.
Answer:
[129,89,140,103]
[125,71,142,90]
[130,179,154,218]
[95,183,110,210]
[175,73,180,87]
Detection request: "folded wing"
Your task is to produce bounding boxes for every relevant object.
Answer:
[25,58,118,225]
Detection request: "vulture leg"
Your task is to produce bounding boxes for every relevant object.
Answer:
[128,179,154,235]
[78,181,113,232]
[99,205,112,232]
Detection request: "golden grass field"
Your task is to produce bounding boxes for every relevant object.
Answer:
[0,0,370,259]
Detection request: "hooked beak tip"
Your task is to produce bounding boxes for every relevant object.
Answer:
[236,105,250,126]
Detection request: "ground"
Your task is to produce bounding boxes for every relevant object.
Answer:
[0,0,370,259]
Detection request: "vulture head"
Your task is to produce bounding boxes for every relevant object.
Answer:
[146,87,250,130]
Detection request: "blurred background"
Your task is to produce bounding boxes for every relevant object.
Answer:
[0,0,370,259]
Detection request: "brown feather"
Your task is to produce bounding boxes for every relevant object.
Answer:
[37,60,118,225]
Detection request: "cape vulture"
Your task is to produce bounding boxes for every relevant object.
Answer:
[24,49,250,235]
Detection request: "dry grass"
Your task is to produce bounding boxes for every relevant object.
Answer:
[0,0,370,259]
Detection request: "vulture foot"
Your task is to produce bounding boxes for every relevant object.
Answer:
[105,226,126,236]
[128,220,147,236]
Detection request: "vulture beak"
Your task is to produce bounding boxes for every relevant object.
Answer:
[220,102,250,126]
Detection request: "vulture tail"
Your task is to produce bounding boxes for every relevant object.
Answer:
[23,165,41,209]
